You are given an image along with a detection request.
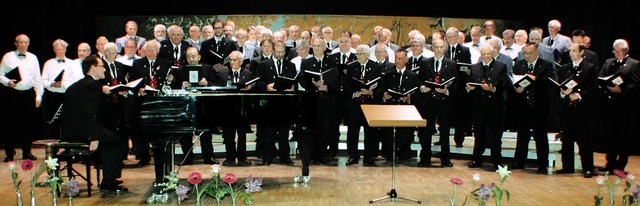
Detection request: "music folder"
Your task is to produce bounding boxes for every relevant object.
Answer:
[456,62,472,74]
[351,76,381,90]
[549,76,578,90]
[186,65,202,84]
[387,86,418,98]
[54,70,65,82]
[6,67,21,82]
[109,78,143,92]
[235,76,260,89]
[423,77,455,89]
[143,85,160,93]
[467,82,485,87]
[598,73,624,87]
[274,76,297,91]
[512,74,536,88]
[304,68,334,80]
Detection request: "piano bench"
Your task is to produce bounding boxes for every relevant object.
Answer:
[54,142,101,197]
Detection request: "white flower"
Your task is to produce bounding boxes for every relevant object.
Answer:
[472,172,481,182]
[496,165,511,180]
[210,164,220,174]
[595,175,606,185]
[628,173,636,181]
[44,156,59,171]
[8,161,16,172]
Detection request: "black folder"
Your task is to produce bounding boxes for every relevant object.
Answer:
[6,67,21,82]
[351,76,381,90]
[235,76,260,89]
[423,77,455,89]
[512,74,536,88]
[54,70,65,82]
[549,76,578,90]
[273,76,296,91]
[109,78,143,92]
[185,65,202,84]
[387,86,419,98]
[598,73,624,87]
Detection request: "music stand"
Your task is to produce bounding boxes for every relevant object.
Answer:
[361,104,426,204]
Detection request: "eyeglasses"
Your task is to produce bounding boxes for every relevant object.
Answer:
[355,53,368,55]
[213,26,223,29]
[229,58,242,62]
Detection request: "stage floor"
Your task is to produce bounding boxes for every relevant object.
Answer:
[2,146,637,206]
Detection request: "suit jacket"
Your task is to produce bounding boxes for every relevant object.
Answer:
[345,60,384,103]
[542,34,572,54]
[216,66,254,87]
[62,75,111,142]
[381,67,421,104]
[512,58,558,113]
[101,60,129,86]
[300,55,339,93]
[599,57,640,99]
[186,38,202,51]
[416,57,458,100]
[495,53,515,79]
[256,58,297,91]
[468,60,508,114]
[445,44,472,64]
[129,57,171,90]
[200,36,238,66]
[249,55,272,74]
[558,61,599,110]
[115,35,146,54]
[517,44,555,64]
[158,40,190,66]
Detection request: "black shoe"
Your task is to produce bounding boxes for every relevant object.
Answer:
[345,158,359,166]
[23,154,37,160]
[584,171,594,178]
[598,167,614,173]
[262,159,272,166]
[236,160,252,167]
[136,161,149,167]
[396,158,411,165]
[115,180,124,185]
[468,161,482,168]
[204,158,219,165]
[363,158,376,166]
[223,159,236,166]
[555,169,575,174]
[455,144,463,148]
[280,158,294,165]
[510,162,525,169]
[417,161,432,167]
[4,156,13,162]
[433,141,441,145]
[442,161,454,167]
[100,184,128,193]
[537,167,548,174]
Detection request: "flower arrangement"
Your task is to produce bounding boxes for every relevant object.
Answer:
[41,156,62,205]
[8,161,24,206]
[64,178,80,205]
[595,169,640,206]
[451,166,511,206]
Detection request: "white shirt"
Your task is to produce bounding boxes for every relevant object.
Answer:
[63,59,86,90]
[463,42,481,64]
[479,35,503,47]
[500,44,522,60]
[0,51,43,100]
[331,47,356,55]
[369,44,396,63]
[42,57,73,93]
[116,55,141,67]
[407,49,435,59]
[291,55,312,73]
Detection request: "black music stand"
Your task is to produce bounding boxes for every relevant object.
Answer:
[361,104,426,204]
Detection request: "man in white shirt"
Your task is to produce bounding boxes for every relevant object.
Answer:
[63,43,91,89]
[187,25,202,51]
[42,39,73,140]
[115,20,146,54]
[95,36,109,60]
[479,20,502,48]
[0,34,42,162]
[115,39,140,67]
[463,26,482,64]
[500,29,522,60]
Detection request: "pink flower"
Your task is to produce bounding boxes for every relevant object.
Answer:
[595,175,606,185]
[21,159,34,171]
[614,169,627,179]
[187,172,202,185]
[222,173,237,184]
[450,177,463,185]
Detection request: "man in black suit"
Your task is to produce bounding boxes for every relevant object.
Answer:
[255,42,298,166]
[63,55,127,192]
[466,44,509,171]
[344,44,383,166]
[510,42,557,174]
[100,43,131,163]
[555,43,599,178]
[570,29,600,71]
[249,39,274,75]
[158,25,190,67]
[328,36,357,162]
[415,39,457,167]
[380,49,421,165]
[598,39,640,173]
[128,40,170,168]
[201,18,238,69]
[444,27,473,148]
[300,38,340,166]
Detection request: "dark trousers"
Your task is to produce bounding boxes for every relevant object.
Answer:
[513,106,549,170]
[200,131,216,160]
[222,125,248,161]
[454,88,473,146]
[471,113,502,165]
[98,127,125,184]
[42,90,64,139]
[602,99,631,171]
[179,135,194,163]
[418,98,453,163]
[4,88,36,158]
[381,127,414,161]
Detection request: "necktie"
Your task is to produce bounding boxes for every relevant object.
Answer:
[483,65,489,78]
[239,46,244,52]
[110,63,117,78]
[234,71,239,83]
[451,46,456,59]
[548,38,554,46]
[342,53,347,64]
[326,42,331,49]
[150,61,156,76]
[361,65,366,79]
[150,61,157,88]
[277,60,282,76]
[174,46,179,59]
[528,64,534,74]
[57,59,65,63]
[398,70,403,86]
[293,41,297,48]
[435,60,440,73]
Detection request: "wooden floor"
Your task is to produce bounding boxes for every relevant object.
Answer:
[2,146,638,206]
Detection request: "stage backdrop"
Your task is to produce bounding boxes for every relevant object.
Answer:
[96,15,522,46]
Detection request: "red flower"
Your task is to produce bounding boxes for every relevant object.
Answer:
[222,173,237,184]
[21,159,34,171]
[187,172,202,185]
[613,169,627,179]
[450,177,464,185]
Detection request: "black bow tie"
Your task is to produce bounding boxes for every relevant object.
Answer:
[505,47,512,50]
[17,53,25,57]
[57,59,65,63]
[128,56,135,60]
[473,44,479,47]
